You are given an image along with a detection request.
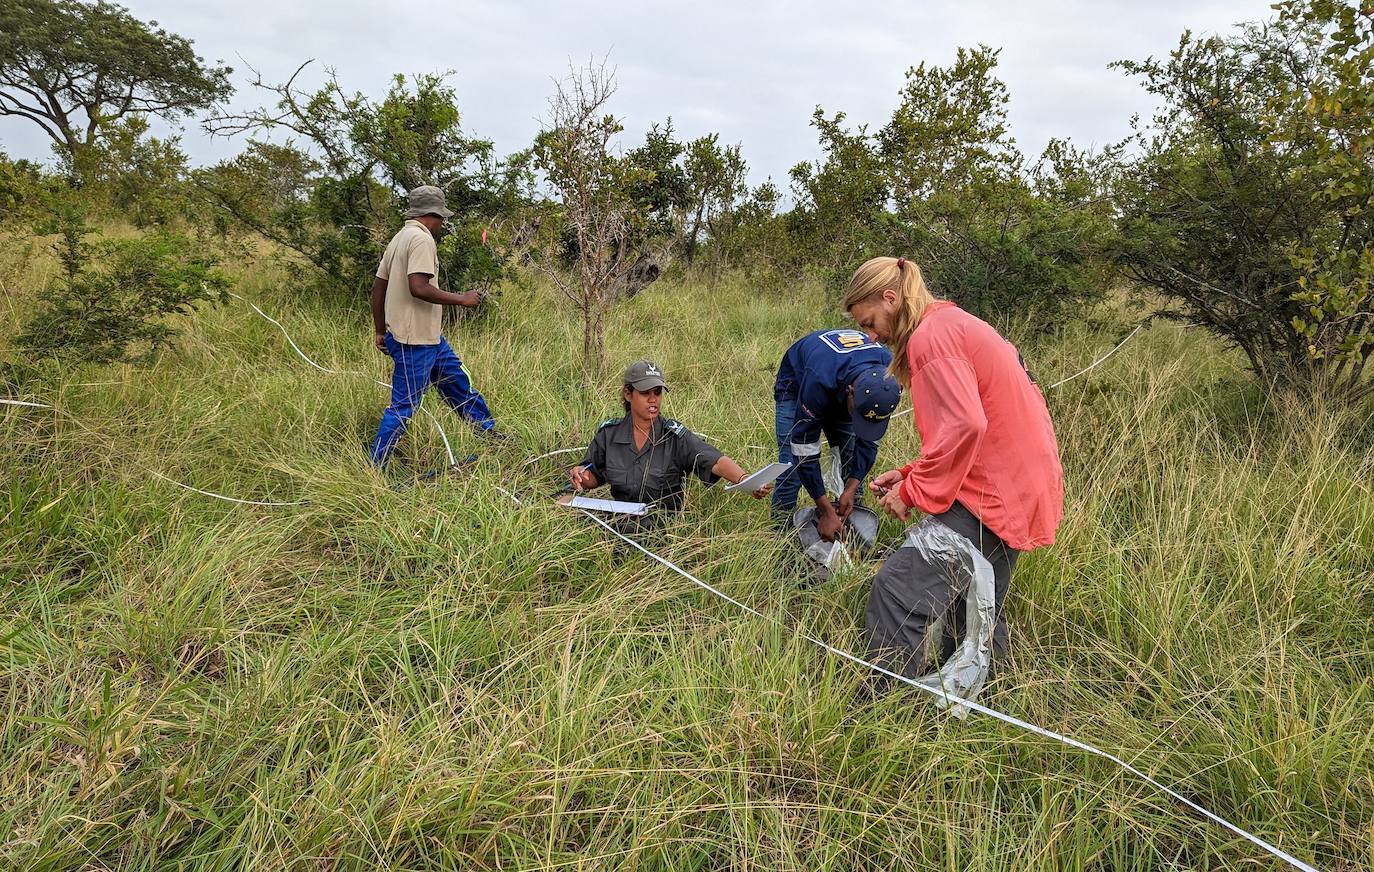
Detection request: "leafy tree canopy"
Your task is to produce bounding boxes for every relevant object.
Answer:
[0,0,231,176]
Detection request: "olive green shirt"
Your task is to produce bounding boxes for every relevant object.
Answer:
[579,416,723,512]
[377,219,441,345]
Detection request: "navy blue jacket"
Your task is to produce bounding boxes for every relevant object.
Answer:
[774,329,893,500]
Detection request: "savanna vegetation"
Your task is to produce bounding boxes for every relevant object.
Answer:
[1,0,1371,869]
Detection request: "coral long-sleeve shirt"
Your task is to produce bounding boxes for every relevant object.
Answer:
[896,302,1063,551]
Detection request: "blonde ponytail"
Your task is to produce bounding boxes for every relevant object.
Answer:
[841,256,936,384]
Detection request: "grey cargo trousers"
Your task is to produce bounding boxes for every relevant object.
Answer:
[864,502,1020,681]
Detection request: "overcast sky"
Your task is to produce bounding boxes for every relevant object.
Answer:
[1,0,1275,194]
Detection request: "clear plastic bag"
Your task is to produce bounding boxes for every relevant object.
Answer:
[792,505,880,575]
[902,516,998,718]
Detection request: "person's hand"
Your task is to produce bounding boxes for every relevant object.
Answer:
[878,485,911,521]
[569,465,596,491]
[374,332,388,353]
[816,506,844,541]
[870,469,903,495]
[750,483,773,499]
[457,291,482,308]
[837,480,860,519]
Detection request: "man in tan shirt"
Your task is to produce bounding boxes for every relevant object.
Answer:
[368,185,497,466]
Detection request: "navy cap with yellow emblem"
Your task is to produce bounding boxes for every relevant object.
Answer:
[851,368,901,442]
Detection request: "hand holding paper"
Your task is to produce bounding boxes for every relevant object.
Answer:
[725,461,792,494]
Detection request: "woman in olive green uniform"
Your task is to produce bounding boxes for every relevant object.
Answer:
[569,360,767,528]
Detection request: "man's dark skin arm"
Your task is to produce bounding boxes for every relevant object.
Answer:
[815,494,844,541]
[372,274,480,353]
[408,272,481,308]
[370,276,388,351]
[836,478,863,518]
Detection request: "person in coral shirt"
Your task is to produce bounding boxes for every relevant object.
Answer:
[843,255,1064,684]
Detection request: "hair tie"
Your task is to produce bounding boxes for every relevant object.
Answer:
[896,257,906,270]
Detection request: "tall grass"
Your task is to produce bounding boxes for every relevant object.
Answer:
[2,238,1371,870]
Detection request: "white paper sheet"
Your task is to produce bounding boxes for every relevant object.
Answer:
[724,461,792,493]
[565,495,651,516]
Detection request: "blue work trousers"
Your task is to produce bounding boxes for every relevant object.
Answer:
[369,333,495,466]
[770,392,856,518]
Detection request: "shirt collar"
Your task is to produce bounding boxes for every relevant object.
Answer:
[612,416,662,445]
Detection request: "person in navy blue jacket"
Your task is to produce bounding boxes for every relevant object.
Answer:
[773,328,902,541]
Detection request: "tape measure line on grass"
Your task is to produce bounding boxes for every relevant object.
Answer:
[569,506,1317,872]
[10,309,1313,870]
[3,398,305,507]
[233,293,457,467]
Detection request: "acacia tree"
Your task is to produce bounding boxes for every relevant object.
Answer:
[611,119,687,297]
[15,206,229,365]
[532,63,649,381]
[714,180,789,279]
[0,0,231,180]
[782,48,1116,325]
[787,110,893,279]
[1115,5,1374,399]
[879,47,1116,325]
[879,46,1017,204]
[350,73,495,198]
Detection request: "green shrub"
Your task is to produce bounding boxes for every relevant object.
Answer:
[15,210,228,364]
[1115,3,1374,400]
[784,47,1117,326]
[0,152,61,227]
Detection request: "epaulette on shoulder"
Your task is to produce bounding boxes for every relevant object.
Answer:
[662,418,688,437]
[596,416,623,432]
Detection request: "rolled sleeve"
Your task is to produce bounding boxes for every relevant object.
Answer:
[579,429,610,482]
[789,376,831,500]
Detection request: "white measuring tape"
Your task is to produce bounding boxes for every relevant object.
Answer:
[499,320,1313,872]
[2,398,305,507]
[4,289,495,506]
[892,320,1148,418]
[144,468,304,507]
[233,293,458,467]
[9,301,1310,868]
[1047,321,1147,390]
[232,293,369,378]
[547,317,1316,870]
[573,508,1317,872]
[204,301,1318,868]
[523,446,585,466]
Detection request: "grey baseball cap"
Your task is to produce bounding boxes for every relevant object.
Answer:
[622,359,668,391]
[404,185,454,219]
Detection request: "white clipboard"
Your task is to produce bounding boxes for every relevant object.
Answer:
[724,461,792,493]
[558,493,651,516]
